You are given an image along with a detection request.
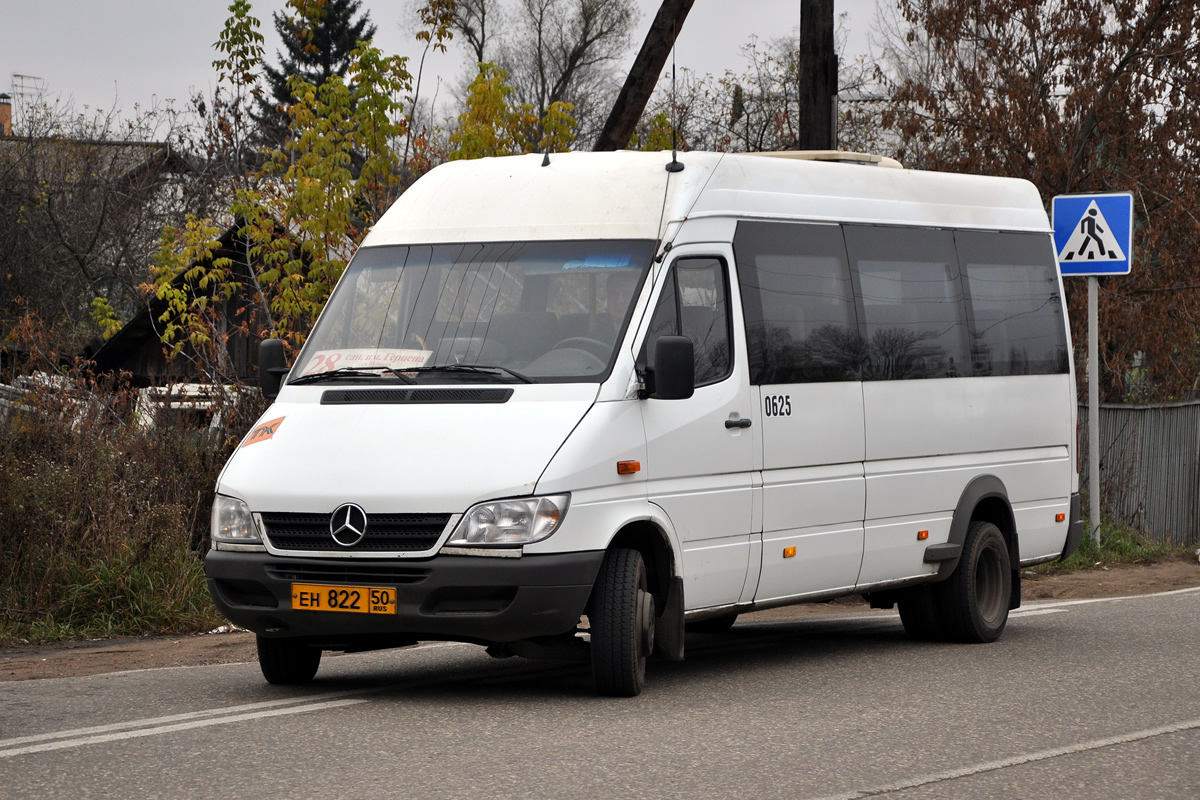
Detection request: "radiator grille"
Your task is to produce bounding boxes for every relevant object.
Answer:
[262,512,450,553]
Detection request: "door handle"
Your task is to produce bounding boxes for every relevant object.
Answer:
[725,417,752,429]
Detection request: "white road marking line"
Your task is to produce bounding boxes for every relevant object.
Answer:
[815,717,1200,800]
[0,698,367,758]
[89,639,476,679]
[1018,584,1200,612]
[0,690,370,749]
[1008,607,1067,617]
[1,642,521,756]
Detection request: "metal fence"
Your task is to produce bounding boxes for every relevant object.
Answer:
[1079,400,1200,545]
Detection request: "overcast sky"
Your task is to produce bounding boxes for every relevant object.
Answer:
[0,0,881,128]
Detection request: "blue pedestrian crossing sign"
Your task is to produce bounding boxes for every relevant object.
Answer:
[1052,192,1133,276]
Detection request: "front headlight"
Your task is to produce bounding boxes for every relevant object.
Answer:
[447,494,570,546]
[211,495,261,543]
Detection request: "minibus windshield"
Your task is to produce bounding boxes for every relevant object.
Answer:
[291,240,655,384]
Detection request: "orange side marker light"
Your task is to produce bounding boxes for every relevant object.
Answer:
[917,530,929,541]
[1056,513,1066,523]
[783,546,796,558]
[617,460,641,475]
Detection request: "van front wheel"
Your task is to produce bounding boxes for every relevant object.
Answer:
[590,548,654,697]
[938,521,1011,643]
[257,636,321,685]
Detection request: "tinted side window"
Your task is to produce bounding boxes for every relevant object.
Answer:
[735,221,863,384]
[678,259,732,384]
[957,231,1069,375]
[642,257,732,387]
[643,270,679,370]
[845,225,971,380]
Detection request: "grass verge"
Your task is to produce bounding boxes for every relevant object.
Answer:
[1032,517,1189,575]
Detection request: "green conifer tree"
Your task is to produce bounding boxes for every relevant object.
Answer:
[254,0,377,149]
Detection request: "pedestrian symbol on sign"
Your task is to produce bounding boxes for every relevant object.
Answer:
[1058,200,1127,263]
[1052,192,1132,276]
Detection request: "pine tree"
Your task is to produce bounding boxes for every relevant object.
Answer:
[254,0,377,149]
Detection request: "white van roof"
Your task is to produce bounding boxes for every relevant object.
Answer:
[363,151,1050,247]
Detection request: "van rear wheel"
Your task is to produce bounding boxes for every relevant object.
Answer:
[938,521,1011,643]
[257,636,321,685]
[590,548,654,697]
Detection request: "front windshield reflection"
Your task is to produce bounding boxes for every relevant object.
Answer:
[292,240,655,384]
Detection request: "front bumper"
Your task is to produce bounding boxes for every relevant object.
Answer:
[205,549,604,646]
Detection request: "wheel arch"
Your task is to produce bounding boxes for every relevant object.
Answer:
[599,513,686,662]
[936,475,1018,582]
[607,520,676,612]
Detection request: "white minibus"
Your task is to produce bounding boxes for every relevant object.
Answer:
[206,150,1082,696]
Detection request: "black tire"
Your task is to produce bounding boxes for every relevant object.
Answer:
[686,613,738,634]
[590,548,654,697]
[897,584,944,641]
[937,521,1012,643]
[257,636,321,685]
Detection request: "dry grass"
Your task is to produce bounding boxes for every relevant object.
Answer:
[0,365,264,644]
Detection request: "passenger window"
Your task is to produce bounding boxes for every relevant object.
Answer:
[734,221,862,384]
[845,225,972,380]
[956,231,1069,376]
[643,257,732,387]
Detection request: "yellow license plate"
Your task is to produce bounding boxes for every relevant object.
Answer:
[291,584,397,614]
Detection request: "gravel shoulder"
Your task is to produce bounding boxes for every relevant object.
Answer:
[3,558,1198,682]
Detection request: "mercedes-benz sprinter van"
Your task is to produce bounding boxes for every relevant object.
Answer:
[206,150,1082,696]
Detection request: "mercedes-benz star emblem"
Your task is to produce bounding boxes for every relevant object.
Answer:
[330,503,368,547]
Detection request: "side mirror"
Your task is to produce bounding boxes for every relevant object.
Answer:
[259,338,288,399]
[652,335,695,400]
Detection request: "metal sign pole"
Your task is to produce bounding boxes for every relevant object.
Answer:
[1054,191,1132,550]
[1088,276,1100,546]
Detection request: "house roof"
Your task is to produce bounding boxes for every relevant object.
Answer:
[0,137,192,184]
[85,221,249,379]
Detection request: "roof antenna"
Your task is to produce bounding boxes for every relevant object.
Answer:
[542,150,551,167]
[666,22,684,173]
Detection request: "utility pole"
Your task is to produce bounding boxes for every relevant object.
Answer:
[593,0,695,151]
[797,0,837,150]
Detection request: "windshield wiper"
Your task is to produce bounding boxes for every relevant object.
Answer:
[290,366,415,386]
[400,364,535,384]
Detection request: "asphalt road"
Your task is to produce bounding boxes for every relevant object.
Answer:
[2,588,1198,799]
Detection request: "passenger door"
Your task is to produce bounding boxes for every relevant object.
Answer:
[733,221,867,603]
[640,252,758,610]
